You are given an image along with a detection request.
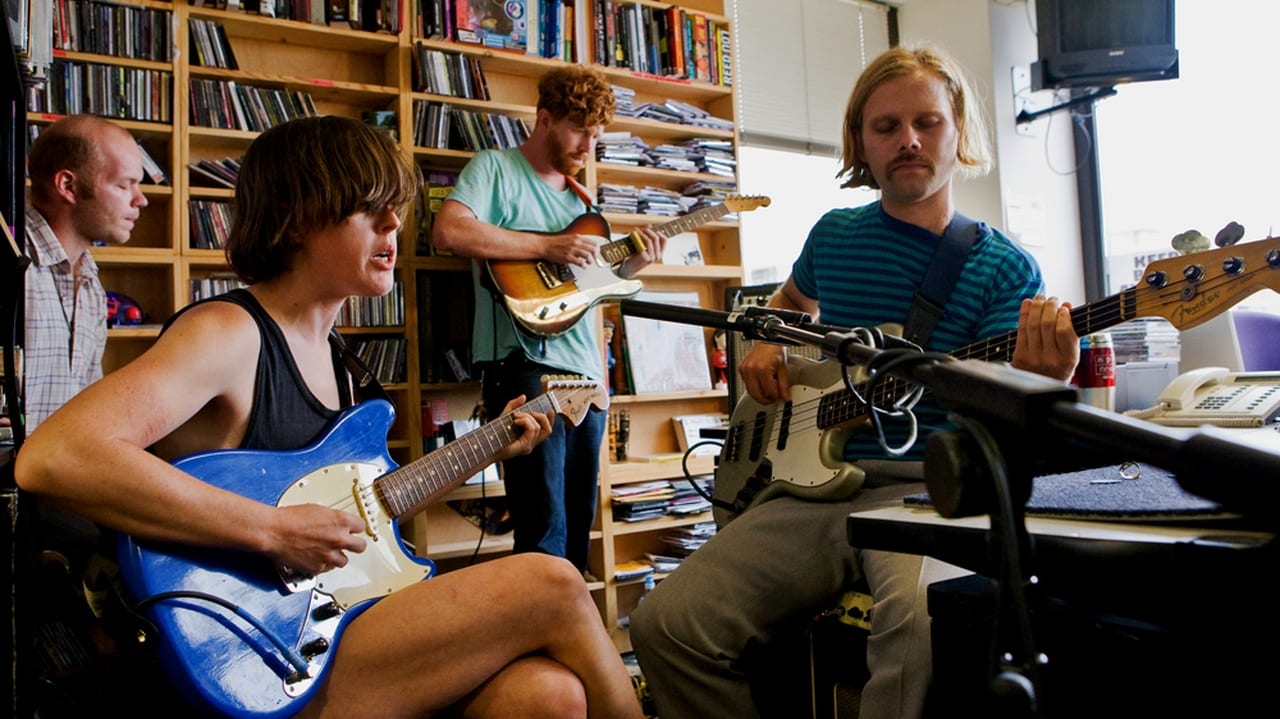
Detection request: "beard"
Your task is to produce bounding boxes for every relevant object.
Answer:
[548,133,588,176]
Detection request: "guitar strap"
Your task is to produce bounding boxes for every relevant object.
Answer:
[902,213,985,347]
[565,174,597,211]
[328,329,392,404]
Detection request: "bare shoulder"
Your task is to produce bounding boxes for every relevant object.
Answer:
[114,299,264,399]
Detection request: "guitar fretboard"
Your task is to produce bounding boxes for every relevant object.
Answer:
[817,290,1135,428]
[374,393,561,519]
[597,203,737,265]
[653,203,733,237]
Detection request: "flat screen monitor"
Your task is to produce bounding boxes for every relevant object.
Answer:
[1177,309,1246,374]
[1031,0,1180,90]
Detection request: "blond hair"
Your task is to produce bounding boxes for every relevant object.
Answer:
[837,45,992,190]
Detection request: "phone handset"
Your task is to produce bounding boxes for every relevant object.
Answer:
[1156,365,1230,410]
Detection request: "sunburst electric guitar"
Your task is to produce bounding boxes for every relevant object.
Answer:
[116,377,607,719]
[486,195,771,337]
[713,236,1280,527]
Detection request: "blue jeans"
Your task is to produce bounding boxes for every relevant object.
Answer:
[481,354,605,571]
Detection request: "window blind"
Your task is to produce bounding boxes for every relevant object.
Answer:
[732,0,892,155]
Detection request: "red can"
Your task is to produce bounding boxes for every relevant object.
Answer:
[1074,332,1116,411]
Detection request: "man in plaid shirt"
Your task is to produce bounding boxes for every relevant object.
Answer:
[17,114,148,433]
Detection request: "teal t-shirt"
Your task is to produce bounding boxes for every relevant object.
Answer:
[446,148,603,379]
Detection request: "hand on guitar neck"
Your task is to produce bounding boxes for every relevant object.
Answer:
[486,195,772,336]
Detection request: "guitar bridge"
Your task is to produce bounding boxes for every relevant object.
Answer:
[535,261,573,289]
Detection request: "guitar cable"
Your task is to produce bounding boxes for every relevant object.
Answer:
[855,347,945,458]
[680,439,734,513]
[135,590,312,677]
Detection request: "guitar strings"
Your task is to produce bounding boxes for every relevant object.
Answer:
[727,294,1132,455]
[311,388,588,518]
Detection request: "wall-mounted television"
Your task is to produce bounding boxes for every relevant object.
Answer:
[1031,0,1179,91]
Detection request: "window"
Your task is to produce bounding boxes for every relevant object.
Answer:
[732,0,892,154]
[1094,3,1280,310]
[732,0,893,282]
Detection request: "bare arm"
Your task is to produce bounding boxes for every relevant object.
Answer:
[736,277,819,404]
[432,198,599,267]
[13,302,367,574]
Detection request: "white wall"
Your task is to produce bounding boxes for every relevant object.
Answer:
[738,0,1087,303]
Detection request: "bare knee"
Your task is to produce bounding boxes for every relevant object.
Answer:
[517,666,588,719]
[511,553,597,618]
[459,655,587,719]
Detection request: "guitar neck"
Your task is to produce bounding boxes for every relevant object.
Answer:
[954,290,1132,362]
[820,290,1135,428]
[373,393,559,519]
[653,203,732,237]
[599,203,733,264]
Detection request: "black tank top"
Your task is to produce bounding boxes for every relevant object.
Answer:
[161,289,351,451]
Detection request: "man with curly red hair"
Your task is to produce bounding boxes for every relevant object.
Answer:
[434,65,666,573]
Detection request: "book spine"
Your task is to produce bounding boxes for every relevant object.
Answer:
[692,12,709,82]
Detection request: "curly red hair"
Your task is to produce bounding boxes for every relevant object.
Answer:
[537,65,616,127]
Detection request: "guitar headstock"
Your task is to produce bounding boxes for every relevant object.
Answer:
[722,195,772,213]
[1134,236,1280,330]
[541,375,609,427]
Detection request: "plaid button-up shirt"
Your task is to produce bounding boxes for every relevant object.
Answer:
[22,204,107,432]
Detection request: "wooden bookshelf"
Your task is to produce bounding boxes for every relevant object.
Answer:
[21,0,742,649]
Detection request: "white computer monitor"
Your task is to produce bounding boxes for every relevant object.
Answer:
[1178,308,1246,373]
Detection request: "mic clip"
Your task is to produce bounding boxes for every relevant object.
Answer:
[735,305,813,344]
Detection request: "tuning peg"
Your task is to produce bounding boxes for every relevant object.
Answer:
[1214,221,1245,247]
[1171,229,1210,255]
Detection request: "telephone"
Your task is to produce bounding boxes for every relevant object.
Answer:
[1125,366,1280,427]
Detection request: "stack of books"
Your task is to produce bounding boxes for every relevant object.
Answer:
[614,559,657,581]
[596,132,655,167]
[611,480,677,522]
[1110,318,1180,364]
[660,521,717,558]
[666,476,713,516]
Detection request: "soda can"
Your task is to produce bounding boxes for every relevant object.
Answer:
[1074,332,1116,411]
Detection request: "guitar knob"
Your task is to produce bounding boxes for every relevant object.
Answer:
[1144,271,1168,288]
[1223,256,1245,276]
[1183,264,1205,282]
[300,637,331,659]
[1268,250,1280,268]
[312,601,341,621]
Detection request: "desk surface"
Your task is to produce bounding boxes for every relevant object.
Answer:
[848,504,1274,547]
[848,504,1275,619]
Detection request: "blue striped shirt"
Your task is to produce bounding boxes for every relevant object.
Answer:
[791,201,1044,459]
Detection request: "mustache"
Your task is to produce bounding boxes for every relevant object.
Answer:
[889,154,933,172]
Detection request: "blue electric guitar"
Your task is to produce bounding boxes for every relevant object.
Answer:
[116,377,607,719]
